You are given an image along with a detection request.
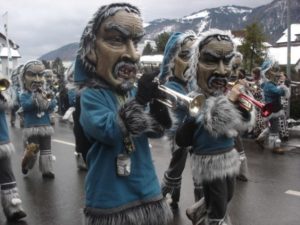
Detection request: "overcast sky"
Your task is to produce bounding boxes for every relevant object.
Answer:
[1,0,272,63]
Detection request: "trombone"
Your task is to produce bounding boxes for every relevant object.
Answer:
[136,74,205,116]
[0,78,10,92]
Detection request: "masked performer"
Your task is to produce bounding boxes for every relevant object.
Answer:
[228,52,249,182]
[159,31,204,209]
[19,60,57,178]
[43,69,57,125]
[176,30,255,225]
[0,75,26,221]
[74,3,173,225]
[10,65,23,127]
[64,62,88,170]
[257,59,290,154]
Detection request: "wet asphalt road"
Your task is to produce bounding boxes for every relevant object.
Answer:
[1,117,300,225]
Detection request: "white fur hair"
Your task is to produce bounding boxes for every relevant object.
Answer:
[186,29,236,93]
[191,149,241,183]
[0,143,15,159]
[198,95,256,138]
[159,30,197,82]
[23,126,54,141]
[78,3,142,74]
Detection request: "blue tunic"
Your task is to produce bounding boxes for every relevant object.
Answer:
[0,110,9,144]
[80,87,162,210]
[19,91,57,128]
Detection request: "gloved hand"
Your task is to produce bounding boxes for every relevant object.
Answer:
[135,71,160,105]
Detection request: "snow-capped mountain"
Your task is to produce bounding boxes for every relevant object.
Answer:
[40,0,300,61]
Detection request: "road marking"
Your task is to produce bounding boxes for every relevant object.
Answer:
[285,190,300,197]
[53,139,75,147]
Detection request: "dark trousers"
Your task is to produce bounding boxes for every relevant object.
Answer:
[203,176,235,220]
[0,156,16,190]
[27,135,51,154]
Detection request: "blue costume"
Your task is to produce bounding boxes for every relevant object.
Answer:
[75,3,173,225]
[259,60,290,153]
[159,31,204,209]
[0,77,26,221]
[19,60,57,178]
[177,30,255,225]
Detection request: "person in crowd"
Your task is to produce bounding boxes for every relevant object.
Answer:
[159,31,203,210]
[277,72,290,142]
[176,29,255,225]
[9,65,23,127]
[43,69,58,125]
[0,74,26,221]
[19,60,57,178]
[64,62,88,170]
[229,52,250,182]
[256,59,290,154]
[249,67,267,140]
[74,3,173,225]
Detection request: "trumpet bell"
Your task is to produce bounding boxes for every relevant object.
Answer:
[0,78,10,91]
[189,94,205,117]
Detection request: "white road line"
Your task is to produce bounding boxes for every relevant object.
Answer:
[285,190,300,197]
[53,139,75,147]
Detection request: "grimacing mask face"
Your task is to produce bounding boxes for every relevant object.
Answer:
[196,37,234,96]
[23,62,45,91]
[87,10,144,93]
[173,36,196,81]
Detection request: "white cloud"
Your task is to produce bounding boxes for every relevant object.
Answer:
[0,0,272,63]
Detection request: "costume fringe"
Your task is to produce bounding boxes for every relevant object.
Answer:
[84,198,173,225]
[23,126,54,141]
[0,143,15,159]
[191,149,240,183]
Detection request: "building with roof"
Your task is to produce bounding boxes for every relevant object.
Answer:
[266,24,300,73]
[0,32,21,77]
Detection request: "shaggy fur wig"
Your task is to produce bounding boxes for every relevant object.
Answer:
[78,3,142,74]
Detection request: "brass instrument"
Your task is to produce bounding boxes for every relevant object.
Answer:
[0,78,10,92]
[228,81,272,117]
[136,74,205,116]
[35,87,53,102]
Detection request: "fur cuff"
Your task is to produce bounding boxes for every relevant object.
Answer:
[191,149,240,183]
[0,143,15,159]
[118,99,164,137]
[23,126,54,141]
[84,198,173,225]
[200,96,243,137]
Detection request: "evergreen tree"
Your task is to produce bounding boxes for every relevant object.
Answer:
[42,60,51,69]
[239,23,267,73]
[142,42,154,55]
[51,57,65,78]
[155,32,171,54]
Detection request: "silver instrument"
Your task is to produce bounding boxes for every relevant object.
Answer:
[136,73,205,116]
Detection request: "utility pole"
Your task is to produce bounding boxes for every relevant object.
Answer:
[286,0,291,118]
[287,0,291,80]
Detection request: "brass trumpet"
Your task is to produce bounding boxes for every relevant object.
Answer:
[35,87,53,102]
[0,78,10,92]
[136,73,205,116]
[238,93,272,117]
[228,82,272,117]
